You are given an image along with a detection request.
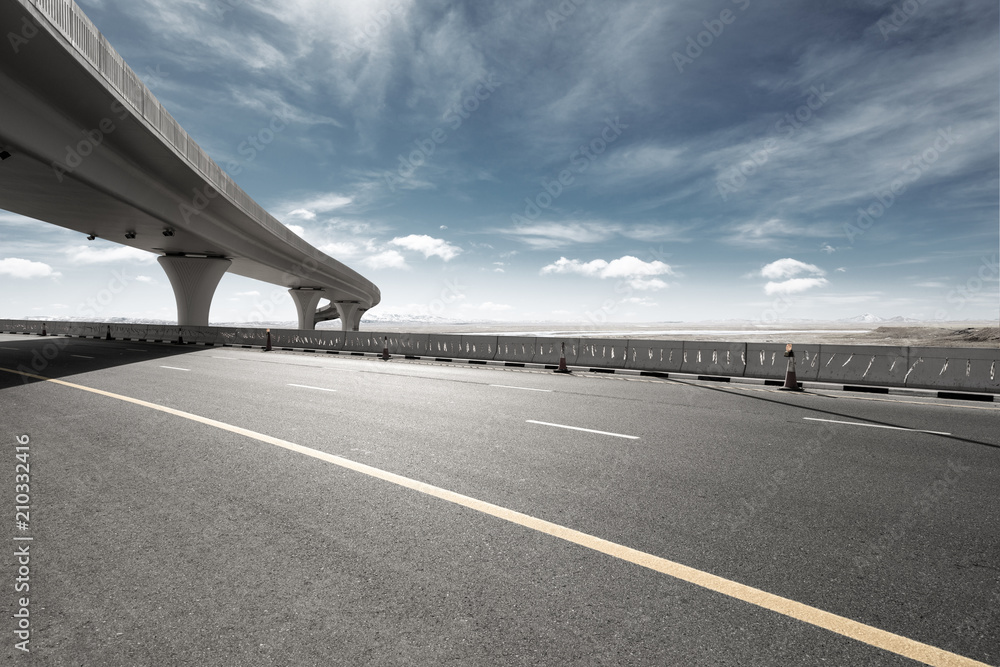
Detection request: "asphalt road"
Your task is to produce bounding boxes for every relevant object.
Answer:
[1,333,997,666]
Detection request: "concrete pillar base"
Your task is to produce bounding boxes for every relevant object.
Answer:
[157,256,231,326]
[289,289,323,330]
[334,302,364,332]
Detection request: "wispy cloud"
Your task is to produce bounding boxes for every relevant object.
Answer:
[502,222,618,249]
[724,219,832,248]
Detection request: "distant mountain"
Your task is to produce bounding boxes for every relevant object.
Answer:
[359,312,476,325]
[839,313,884,323]
[838,314,922,323]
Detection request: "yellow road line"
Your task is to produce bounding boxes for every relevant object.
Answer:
[2,366,989,667]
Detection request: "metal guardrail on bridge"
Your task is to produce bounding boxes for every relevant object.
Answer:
[29,0,276,232]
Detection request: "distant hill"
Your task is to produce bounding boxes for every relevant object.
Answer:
[838,313,921,323]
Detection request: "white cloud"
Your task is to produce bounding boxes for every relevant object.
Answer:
[760,258,828,295]
[286,224,306,238]
[0,258,61,279]
[541,256,674,290]
[236,291,261,297]
[135,276,155,283]
[362,250,408,270]
[627,278,668,291]
[65,246,157,265]
[764,277,829,295]
[278,193,353,221]
[287,209,316,220]
[389,235,461,261]
[320,242,361,257]
[760,258,826,280]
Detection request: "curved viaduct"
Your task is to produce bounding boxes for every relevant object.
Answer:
[0,0,380,330]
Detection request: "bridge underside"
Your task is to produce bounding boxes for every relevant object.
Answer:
[0,0,379,330]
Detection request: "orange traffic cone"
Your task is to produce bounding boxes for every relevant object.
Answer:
[381,336,390,361]
[264,328,272,352]
[779,343,802,391]
[554,341,572,374]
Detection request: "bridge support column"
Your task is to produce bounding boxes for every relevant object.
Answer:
[157,256,231,326]
[289,289,323,330]
[334,302,364,332]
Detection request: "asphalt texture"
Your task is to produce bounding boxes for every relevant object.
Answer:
[0,333,997,666]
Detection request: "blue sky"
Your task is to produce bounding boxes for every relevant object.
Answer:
[1,0,998,324]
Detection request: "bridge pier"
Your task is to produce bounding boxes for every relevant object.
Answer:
[289,288,323,330]
[157,256,231,327]
[334,302,365,332]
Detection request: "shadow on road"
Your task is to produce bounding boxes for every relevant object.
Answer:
[669,377,1000,451]
[0,334,223,390]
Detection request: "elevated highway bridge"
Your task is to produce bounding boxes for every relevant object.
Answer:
[0,0,380,329]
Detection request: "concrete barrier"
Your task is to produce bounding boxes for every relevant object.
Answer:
[4,318,996,393]
[343,331,388,353]
[4,320,43,334]
[495,337,537,363]
[680,342,747,376]
[71,323,102,338]
[216,327,267,347]
[904,347,1000,393]
[624,339,685,372]
[384,332,429,356]
[106,324,131,340]
[459,335,498,360]
[533,338,581,366]
[62,322,89,337]
[109,324,149,340]
[142,325,173,342]
[576,339,629,369]
[312,330,345,351]
[745,343,822,382]
[45,321,71,335]
[425,334,464,358]
[816,345,909,387]
[177,327,217,344]
[270,329,342,350]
